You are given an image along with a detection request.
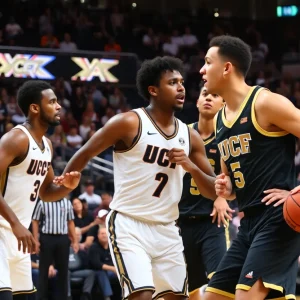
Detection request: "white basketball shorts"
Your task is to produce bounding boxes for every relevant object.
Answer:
[0,227,35,294]
[106,210,188,299]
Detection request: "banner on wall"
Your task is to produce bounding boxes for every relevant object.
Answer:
[0,46,139,86]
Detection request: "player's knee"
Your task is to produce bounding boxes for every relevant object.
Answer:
[128,290,153,300]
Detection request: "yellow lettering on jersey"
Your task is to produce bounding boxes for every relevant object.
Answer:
[218,133,251,162]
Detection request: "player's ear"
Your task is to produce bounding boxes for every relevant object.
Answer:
[29,103,39,114]
[148,86,158,97]
[223,62,232,76]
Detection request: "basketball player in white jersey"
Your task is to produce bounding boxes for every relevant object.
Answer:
[55,56,231,300]
[0,80,80,300]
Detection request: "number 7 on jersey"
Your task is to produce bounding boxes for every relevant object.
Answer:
[153,173,168,197]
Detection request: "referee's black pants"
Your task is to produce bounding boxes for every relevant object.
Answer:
[38,234,70,300]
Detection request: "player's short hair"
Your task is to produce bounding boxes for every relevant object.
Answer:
[209,35,252,77]
[17,80,52,117]
[136,56,184,101]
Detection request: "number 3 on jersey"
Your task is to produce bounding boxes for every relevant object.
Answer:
[190,159,215,195]
[30,180,41,201]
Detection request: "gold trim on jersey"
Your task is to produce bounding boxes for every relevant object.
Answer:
[12,287,37,295]
[189,288,200,295]
[221,86,256,129]
[225,224,230,250]
[266,296,296,300]
[108,211,135,296]
[142,107,179,140]
[207,271,215,280]
[251,89,289,137]
[204,136,215,146]
[152,276,188,300]
[205,287,235,298]
[114,111,142,153]
[0,169,9,196]
[0,288,12,292]
[236,284,251,291]
[213,112,219,136]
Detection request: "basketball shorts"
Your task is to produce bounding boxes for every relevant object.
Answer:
[178,216,229,293]
[0,227,35,294]
[206,205,300,299]
[106,210,188,300]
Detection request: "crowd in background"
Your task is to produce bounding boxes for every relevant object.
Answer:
[1,1,300,298]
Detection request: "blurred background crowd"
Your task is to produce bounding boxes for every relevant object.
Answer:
[1,0,300,298]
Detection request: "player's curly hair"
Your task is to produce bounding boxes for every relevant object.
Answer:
[136,56,184,101]
[17,80,52,117]
[209,35,252,77]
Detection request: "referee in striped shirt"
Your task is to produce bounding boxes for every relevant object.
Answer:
[32,198,79,300]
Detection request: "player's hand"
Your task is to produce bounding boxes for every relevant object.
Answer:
[11,221,37,254]
[53,171,81,189]
[262,189,290,207]
[291,185,300,195]
[211,197,235,227]
[48,265,57,278]
[167,148,194,172]
[72,242,79,254]
[215,173,233,199]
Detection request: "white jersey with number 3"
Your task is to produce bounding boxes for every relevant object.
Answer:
[110,108,190,223]
[0,125,52,229]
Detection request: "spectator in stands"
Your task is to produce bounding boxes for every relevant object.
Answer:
[49,124,67,159]
[69,227,95,300]
[162,35,179,56]
[61,111,78,134]
[108,87,126,109]
[79,180,102,210]
[79,116,93,142]
[60,32,78,52]
[101,107,115,127]
[0,98,8,135]
[73,197,98,245]
[83,210,108,250]
[39,8,54,35]
[104,37,121,53]
[66,125,83,153]
[182,26,198,47]
[93,192,112,219]
[82,101,99,123]
[11,105,26,125]
[40,30,59,48]
[71,86,87,122]
[89,227,120,300]
[5,16,23,40]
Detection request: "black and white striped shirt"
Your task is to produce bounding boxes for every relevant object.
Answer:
[32,198,74,235]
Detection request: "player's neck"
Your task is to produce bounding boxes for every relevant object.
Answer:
[24,120,48,142]
[221,81,251,112]
[198,115,214,139]
[145,105,174,127]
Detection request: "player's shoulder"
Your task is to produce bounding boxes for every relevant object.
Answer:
[108,110,140,130]
[255,88,291,110]
[1,127,29,146]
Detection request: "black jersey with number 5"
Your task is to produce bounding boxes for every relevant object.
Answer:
[179,122,221,217]
[215,86,296,212]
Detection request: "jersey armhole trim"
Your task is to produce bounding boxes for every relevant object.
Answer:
[9,128,30,167]
[251,88,289,137]
[187,125,192,156]
[114,111,142,153]
[213,112,219,136]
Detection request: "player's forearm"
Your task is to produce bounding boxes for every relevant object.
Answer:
[40,185,72,202]
[0,197,21,227]
[63,147,92,175]
[189,166,217,200]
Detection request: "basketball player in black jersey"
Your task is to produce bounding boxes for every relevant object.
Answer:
[178,86,233,300]
[199,35,300,300]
